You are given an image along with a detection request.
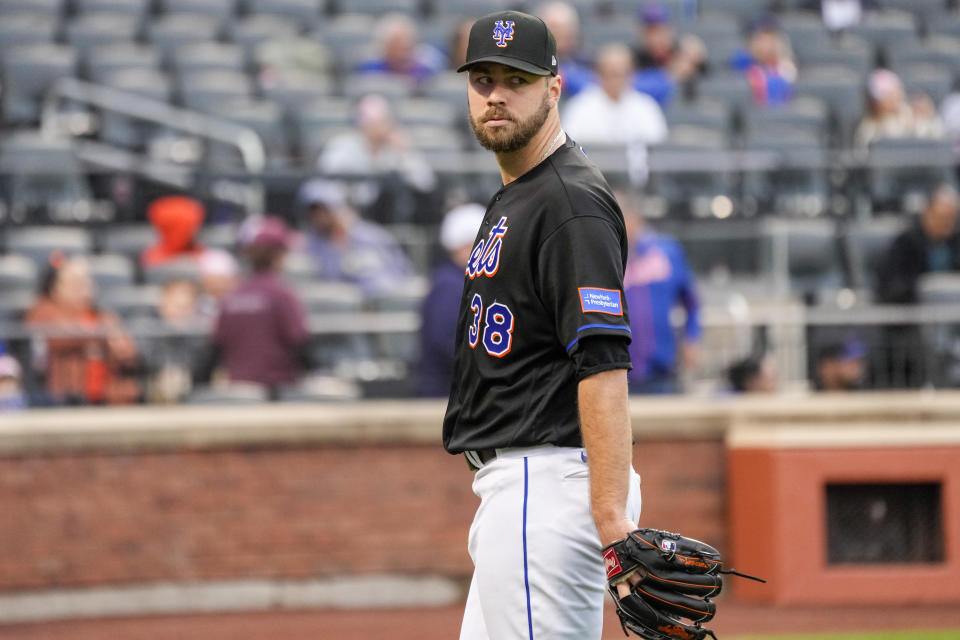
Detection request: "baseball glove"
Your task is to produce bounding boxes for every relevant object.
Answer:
[602,528,764,640]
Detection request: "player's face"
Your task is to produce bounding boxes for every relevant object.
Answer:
[467,63,553,154]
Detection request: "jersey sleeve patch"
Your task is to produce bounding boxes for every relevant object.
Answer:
[578,287,623,315]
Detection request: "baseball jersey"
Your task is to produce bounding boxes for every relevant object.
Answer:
[443,138,632,453]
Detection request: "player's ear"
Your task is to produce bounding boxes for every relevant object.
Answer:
[548,74,562,106]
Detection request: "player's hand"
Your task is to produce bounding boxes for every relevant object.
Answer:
[598,514,643,598]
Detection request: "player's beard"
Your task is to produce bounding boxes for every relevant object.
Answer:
[469,90,551,154]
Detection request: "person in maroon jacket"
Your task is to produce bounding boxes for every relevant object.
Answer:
[212,216,310,394]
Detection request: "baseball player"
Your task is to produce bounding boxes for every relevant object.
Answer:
[443,11,642,639]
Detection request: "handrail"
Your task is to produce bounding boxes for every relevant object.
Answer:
[40,77,266,174]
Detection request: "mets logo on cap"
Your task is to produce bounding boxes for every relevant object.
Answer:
[492,20,515,48]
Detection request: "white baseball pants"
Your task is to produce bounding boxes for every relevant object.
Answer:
[459,445,643,640]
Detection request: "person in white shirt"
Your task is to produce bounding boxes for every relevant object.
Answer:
[563,43,668,185]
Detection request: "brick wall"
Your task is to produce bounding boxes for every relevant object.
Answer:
[0,438,725,592]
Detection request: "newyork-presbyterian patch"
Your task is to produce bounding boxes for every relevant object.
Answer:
[578,287,623,315]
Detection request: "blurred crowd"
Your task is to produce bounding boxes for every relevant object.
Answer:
[5,1,960,408]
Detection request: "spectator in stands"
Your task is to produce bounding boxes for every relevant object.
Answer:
[25,256,139,406]
[417,203,484,397]
[137,279,209,404]
[618,191,702,394]
[197,248,240,319]
[731,14,796,107]
[297,178,414,297]
[537,2,595,98]
[356,13,443,83]
[212,216,309,393]
[564,43,668,186]
[727,354,778,393]
[855,69,944,148]
[319,93,437,221]
[875,184,960,304]
[0,345,26,410]
[632,3,707,106]
[802,0,878,32]
[141,195,208,268]
[815,338,867,391]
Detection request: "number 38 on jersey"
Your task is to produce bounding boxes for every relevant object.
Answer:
[469,293,515,357]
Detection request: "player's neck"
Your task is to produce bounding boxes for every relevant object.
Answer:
[495,116,565,185]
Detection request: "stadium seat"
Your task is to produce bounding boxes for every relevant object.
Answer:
[143,257,202,285]
[333,0,419,15]
[672,218,767,279]
[842,216,904,293]
[742,96,829,143]
[742,133,829,217]
[896,64,953,104]
[247,0,325,28]
[172,42,246,76]
[763,218,844,302]
[197,224,237,251]
[794,36,875,76]
[66,13,140,59]
[292,97,353,162]
[99,70,174,148]
[665,98,733,134]
[0,131,92,215]
[86,43,161,82]
[5,226,93,266]
[0,289,34,323]
[867,138,955,213]
[147,13,224,65]
[226,14,301,63]
[849,10,918,50]
[886,36,960,78]
[0,254,39,292]
[705,0,773,22]
[779,12,832,54]
[394,98,458,128]
[0,12,57,55]
[1,43,77,124]
[100,224,155,259]
[73,0,150,19]
[208,98,289,166]
[423,71,469,111]
[917,272,960,387]
[158,0,238,20]
[437,0,512,20]
[296,282,364,314]
[178,70,254,113]
[793,65,866,146]
[881,0,949,22]
[580,19,635,57]
[282,251,315,283]
[368,276,426,312]
[259,71,335,114]
[87,253,136,289]
[408,125,463,151]
[694,73,756,111]
[0,0,63,18]
[343,73,415,101]
[277,375,362,402]
[648,125,735,218]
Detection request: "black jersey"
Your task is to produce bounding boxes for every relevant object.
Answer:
[443,138,632,453]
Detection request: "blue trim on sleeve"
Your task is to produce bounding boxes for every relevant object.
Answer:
[565,324,632,352]
[523,456,534,640]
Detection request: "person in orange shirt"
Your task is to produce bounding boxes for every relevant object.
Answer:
[26,256,139,405]
[141,195,207,267]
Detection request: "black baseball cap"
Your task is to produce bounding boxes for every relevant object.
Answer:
[457,10,558,77]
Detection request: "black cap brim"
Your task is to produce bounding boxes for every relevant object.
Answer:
[457,55,554,76]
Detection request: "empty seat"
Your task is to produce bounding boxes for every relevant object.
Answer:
[1,43,77,124]
[793,65,865,145]
[143,258,202,285]
[206,98,288,166]
[226,14,301,62]
[779,11,832,51]
[665,98,732,133]
[332,0,418,15]
[342,73,415,101]
[87,253,135,289]
[795,36,875,75]
[408,125,462,151]
[882,0,949,21]
[5,226,93,266]
[0,0,63,17]
[0,253,39,292]
[742,96,829,142]
[86,43,161,82]
[867,138,955,212]
[147,13,224,65]
[0,131,92,214]
[648,126,735,217]
[293,97,355,161]
[158,0,237,19]
[99,70,174,148]
[282,250,315,283]
[178,70,253,112]
[0,13,57,55]
[197,224,237,251]
[742,134,829,217]
[247,0,324,28]
[259,71,335,113]
[101,224,155,258]
[694,73,755,111]
[368,276,426,311]
[297,282,364,313]
[843,217,904,292]
[394,98,458,128]
[849,10,918,49]
[0,289,35,323]
[172,42,246,76]
[897,64,953,104]
[73,0,150,18]
[580,19,635,55]
[886,36,960,78]
[763,218,843,301]
[66,13,140,58]
[277,375,361,402]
